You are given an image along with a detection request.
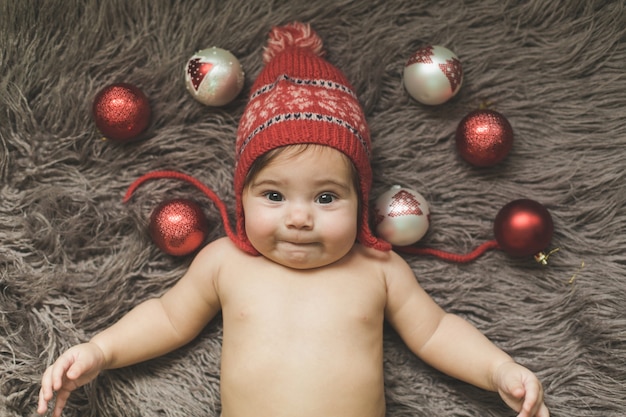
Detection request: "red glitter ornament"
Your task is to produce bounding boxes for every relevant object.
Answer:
[92,83,151,142]
[149,199,209,256]
[494,199,553,257]
[456,109,513,167]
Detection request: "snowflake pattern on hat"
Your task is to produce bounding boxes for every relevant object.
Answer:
[238,80,369,158]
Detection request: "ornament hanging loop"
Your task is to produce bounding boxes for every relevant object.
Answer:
[478,100,493,110]
[534,247,560,265]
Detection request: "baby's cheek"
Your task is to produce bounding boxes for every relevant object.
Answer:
[245,212,277,241]
[323,214,358,245]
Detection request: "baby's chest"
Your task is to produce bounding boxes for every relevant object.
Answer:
[221,270,387,338]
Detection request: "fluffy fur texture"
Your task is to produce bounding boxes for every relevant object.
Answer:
[1,0,625,416]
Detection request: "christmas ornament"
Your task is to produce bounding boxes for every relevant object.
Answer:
[494,199,553,258]
[124,171,239,248]
[184,47,245,106]
[374,185,430,246]
[403,45,463,105]
[92,83,151,142]
[456,109,514,167]
[149,198,209,256]
[394,198,557,264]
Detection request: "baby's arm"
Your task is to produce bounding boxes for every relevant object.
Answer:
[384,252,549,417]
[38,239,225,416]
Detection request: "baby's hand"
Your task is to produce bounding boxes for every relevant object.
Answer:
[493,361,550,417]
[37,342,106,417]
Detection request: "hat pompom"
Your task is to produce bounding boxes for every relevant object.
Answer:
[263,22,325,64]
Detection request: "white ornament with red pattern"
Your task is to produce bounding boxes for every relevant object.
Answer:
[184,47,245,106]
[374,185,431,246]
[403,45,463,105]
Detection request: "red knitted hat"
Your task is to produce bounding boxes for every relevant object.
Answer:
[233,22,391,254]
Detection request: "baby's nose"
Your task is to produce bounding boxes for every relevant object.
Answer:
[286,203,313,229]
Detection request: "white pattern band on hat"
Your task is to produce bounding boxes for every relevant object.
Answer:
[250,74,358,101]
[238,112,370,159]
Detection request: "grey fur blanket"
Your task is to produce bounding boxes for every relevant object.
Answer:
[1,0,625,416]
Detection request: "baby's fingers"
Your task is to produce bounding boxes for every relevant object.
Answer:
[37,382,51,415]
[51,389,72,417]
[519,392,549,417]
[516,379,548,417]
[38,382,71,417]
[38,356,79,415]
[50,355,76,390]
[517,385,538,417]
[535,403,550,417]
[38,365,58,413]
[38,365,66,416]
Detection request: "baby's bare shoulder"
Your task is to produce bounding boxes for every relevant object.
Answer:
[185,237,250,278]
[195,236,245,260]
[351,244,410,269]
[351,245,420,288]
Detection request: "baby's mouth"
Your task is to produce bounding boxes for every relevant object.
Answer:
[280,238,317,247]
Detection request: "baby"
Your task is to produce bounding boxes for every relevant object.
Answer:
[38,22,549,417]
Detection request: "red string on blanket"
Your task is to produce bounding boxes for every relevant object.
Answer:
[123,170,239,244]
[393,240,500,263]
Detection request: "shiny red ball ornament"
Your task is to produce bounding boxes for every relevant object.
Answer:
[456,109,513,167]
[494,199,554,257]
[92,83,151,142]
[149,199,209,256]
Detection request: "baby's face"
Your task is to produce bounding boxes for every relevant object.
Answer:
[242,146,359,269]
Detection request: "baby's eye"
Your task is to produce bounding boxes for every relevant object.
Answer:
[317,193,336,204]
[264,191,284,202]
